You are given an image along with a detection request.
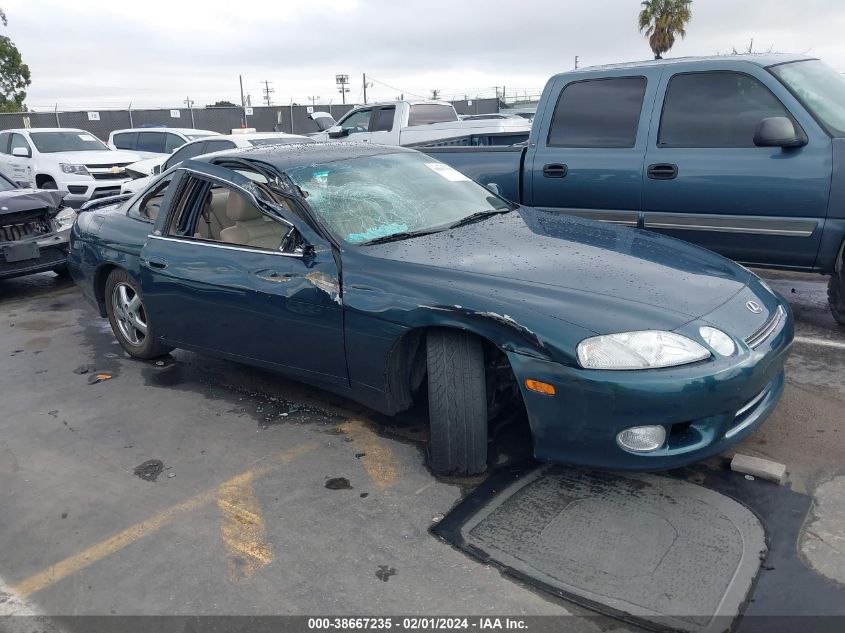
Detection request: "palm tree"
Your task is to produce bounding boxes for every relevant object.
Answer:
[638,0,692,60]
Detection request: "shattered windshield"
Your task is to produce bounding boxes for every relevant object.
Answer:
[284,152,510,244]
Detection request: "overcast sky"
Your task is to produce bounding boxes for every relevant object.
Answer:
[5,0,845,111]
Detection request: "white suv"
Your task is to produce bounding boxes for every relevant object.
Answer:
[0,128,141,206]
[108,127,219,159]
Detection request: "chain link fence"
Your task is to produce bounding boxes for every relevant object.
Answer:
[0,99,501,139]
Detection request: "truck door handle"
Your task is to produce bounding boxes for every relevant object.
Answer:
[542,164,568,178]
[146,258,168,270]
[647,163,678,180]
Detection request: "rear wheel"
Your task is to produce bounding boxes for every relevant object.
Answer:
[426,329,488,476]
[828,269,845,326]
[38,177,57,190]
[104,269,172,359]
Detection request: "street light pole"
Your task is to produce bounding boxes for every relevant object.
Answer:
[184,96,195,128]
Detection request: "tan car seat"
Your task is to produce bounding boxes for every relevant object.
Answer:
[195,189,232,240]
[219,191,285,249]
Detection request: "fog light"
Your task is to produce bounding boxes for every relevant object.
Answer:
[616,425,666,453]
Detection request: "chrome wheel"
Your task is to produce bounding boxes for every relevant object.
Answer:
[111,282,147,346]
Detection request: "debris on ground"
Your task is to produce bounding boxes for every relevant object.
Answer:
[375,565,398,582]
[731,453,787,485]
[325,477,352,490]
[87,372,113,385]
[73,363,95,375]
[133,459,165,482]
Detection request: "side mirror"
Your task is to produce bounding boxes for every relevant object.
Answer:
[486,183,503,196]
[327,126,348,139]
[754,117,807,149]
[11,146,30,158]
[153,164,162,175]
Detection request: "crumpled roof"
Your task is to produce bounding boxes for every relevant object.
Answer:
[0,189,67,216]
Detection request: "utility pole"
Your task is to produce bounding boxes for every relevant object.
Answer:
[239,74,247,127]
[183,96,195,128]
[362,73,371,104]
[262,80,274,106]
[574,55,579,69]
[336,74,350,104]
[308,96,320,107]
[431,89,440,100]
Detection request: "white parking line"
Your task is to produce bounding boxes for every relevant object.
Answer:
[794,336,845,350]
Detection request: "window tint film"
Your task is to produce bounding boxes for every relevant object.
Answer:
[203,140,236,153]
[113,132,138,150]
[659,72,791,147]
[164,133,185,153]
[136,132,166,153]
[371,107,395,132]
[547,77,647,148]
[408,104,458,126]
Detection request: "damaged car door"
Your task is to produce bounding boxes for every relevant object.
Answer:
[139,161,348,387]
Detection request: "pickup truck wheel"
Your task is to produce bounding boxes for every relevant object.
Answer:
[828,270,845,326]
[104,269,172,359]
[426,329,488,476]
[39,178,57,190]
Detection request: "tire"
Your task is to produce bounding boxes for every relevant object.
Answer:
[39,178,58,190]
[426,329,488,476]
[828,270,845,326]
[104,269,172,359]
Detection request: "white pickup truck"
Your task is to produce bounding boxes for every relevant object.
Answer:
[309,100,531,147]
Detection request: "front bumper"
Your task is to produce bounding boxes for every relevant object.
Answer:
[507,301,794,471]
[57,177,132,207]
[0,230,70,279]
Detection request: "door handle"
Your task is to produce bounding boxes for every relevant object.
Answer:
[542,164,568,178]
[145,258,168,270]
[647,163,678,180]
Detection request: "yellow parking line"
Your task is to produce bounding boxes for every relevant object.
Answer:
[338,419,402,490]
[12,442,316,598]
[217,473,273,582]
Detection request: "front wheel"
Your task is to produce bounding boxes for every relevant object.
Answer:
[104,269,172,359]
[828,270,845,326]
[426,329,488,476]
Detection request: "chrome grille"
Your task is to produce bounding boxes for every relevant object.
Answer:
[745,305,786,350]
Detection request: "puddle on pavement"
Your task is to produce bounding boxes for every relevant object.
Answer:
[133,459,165,482]
[325,477,353,490]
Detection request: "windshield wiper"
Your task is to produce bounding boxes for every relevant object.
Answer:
[447,207,513,230]
[358,228,443,246]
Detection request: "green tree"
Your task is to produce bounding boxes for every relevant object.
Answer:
[207,100,237,108]
[0,8,31,112]
[638,0,692,60]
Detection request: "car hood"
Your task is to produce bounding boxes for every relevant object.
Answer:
[0,189,66,215]
[359,208,751,333]
[49,150,141,164]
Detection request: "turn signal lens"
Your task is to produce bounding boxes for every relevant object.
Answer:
[525,379,556,395]
[616,425,666,453]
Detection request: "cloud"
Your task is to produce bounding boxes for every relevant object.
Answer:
[5,0,845,109]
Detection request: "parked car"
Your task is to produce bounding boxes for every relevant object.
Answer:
[0,171,76,279]
[108,127,220,159]
[423,55,845,324]
[309,100,531,147]
[68,143,793,475]
[120,132,314,194]
[0,128,141,206]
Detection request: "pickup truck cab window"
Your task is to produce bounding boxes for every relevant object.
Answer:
[371,107,395,132]
[547,76,647,148]
[408,104,459,126]
[658,72,792,148]
[340,109,372,135]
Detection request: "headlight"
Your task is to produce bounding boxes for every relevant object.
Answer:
[576,331,710,370]
[699,326,736,356]
[53,207,77,231]
[60,163,90,176]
